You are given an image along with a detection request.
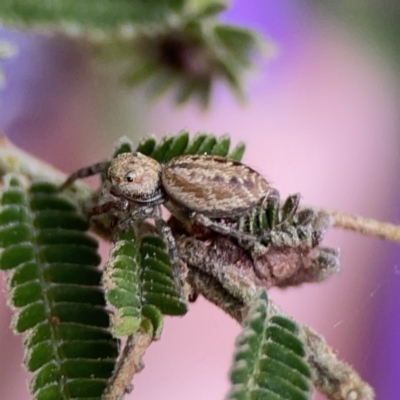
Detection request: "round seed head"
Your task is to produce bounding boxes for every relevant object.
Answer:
[162,154,269,217]
[108,152,163,202]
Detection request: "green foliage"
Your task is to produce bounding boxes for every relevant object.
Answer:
[103,231,186,337]
[0,175,117,399]
[227,290,312,400]
[102,231,143,337]
[135,129,246,162]
[239,194,303,237]
[0,0,264,106]
[0,0,185,28]
[121,16,262,107]
[237,192,329,247]
[140,234,187,315]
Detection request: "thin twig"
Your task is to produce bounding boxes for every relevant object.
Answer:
[327,209,400,243]
[0,135,94,201]
[102,330,153,400]
[0,135,66,182]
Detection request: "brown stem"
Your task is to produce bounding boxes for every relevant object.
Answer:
[0,135,94,203]
[102,330,153,400]
[327,209,400,243]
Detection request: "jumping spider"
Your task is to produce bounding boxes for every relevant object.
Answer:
[60,151,274,294]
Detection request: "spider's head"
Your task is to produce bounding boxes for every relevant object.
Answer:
[108,152,163,203]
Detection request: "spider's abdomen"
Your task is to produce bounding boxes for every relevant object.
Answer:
[162,155,269,218]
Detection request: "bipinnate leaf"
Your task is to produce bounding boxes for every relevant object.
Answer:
[103,230,186,338]
[102,231,143,337]
[135,130,246,162]
[0,175,117,399]
[140,234,187,316]
[227,289,312,400]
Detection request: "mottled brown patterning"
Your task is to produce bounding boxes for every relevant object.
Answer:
[162,155,269,217]
[107,152,163,203]
[60,150,271,296]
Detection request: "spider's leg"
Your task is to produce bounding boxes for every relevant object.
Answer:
[264,189,280,228]
[311,210,331,247]
[89,199,129,218]
[191,214,259,245]
[193,213,266,255]
[153,206,183,296]
[295,208,315,227]
[280,193,301,224]
[59,161,111,191]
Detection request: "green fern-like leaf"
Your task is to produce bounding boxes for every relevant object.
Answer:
[135,130,246,162]
[0,0,265,106]
[102,230,143,337]
[140,234,187,315]
[103,231,186,337]
[0,175,117,399]
[0,0,184,28]
[227,290,312,400]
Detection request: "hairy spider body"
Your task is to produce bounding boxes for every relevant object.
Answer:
[162,154,269,217]
[107,152,164,204]
[60,151,271,295]
[102,152,269,217]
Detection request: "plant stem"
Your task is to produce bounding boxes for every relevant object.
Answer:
[102,330,153,400]
[0,135,93,202]
[327,209,400,242]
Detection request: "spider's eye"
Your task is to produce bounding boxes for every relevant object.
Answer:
[125,172,135,183]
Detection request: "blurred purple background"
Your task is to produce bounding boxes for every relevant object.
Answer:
[1,1,400,399]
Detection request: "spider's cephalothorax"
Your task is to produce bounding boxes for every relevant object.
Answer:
[107,152,164,205]
[60,151,271,295]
